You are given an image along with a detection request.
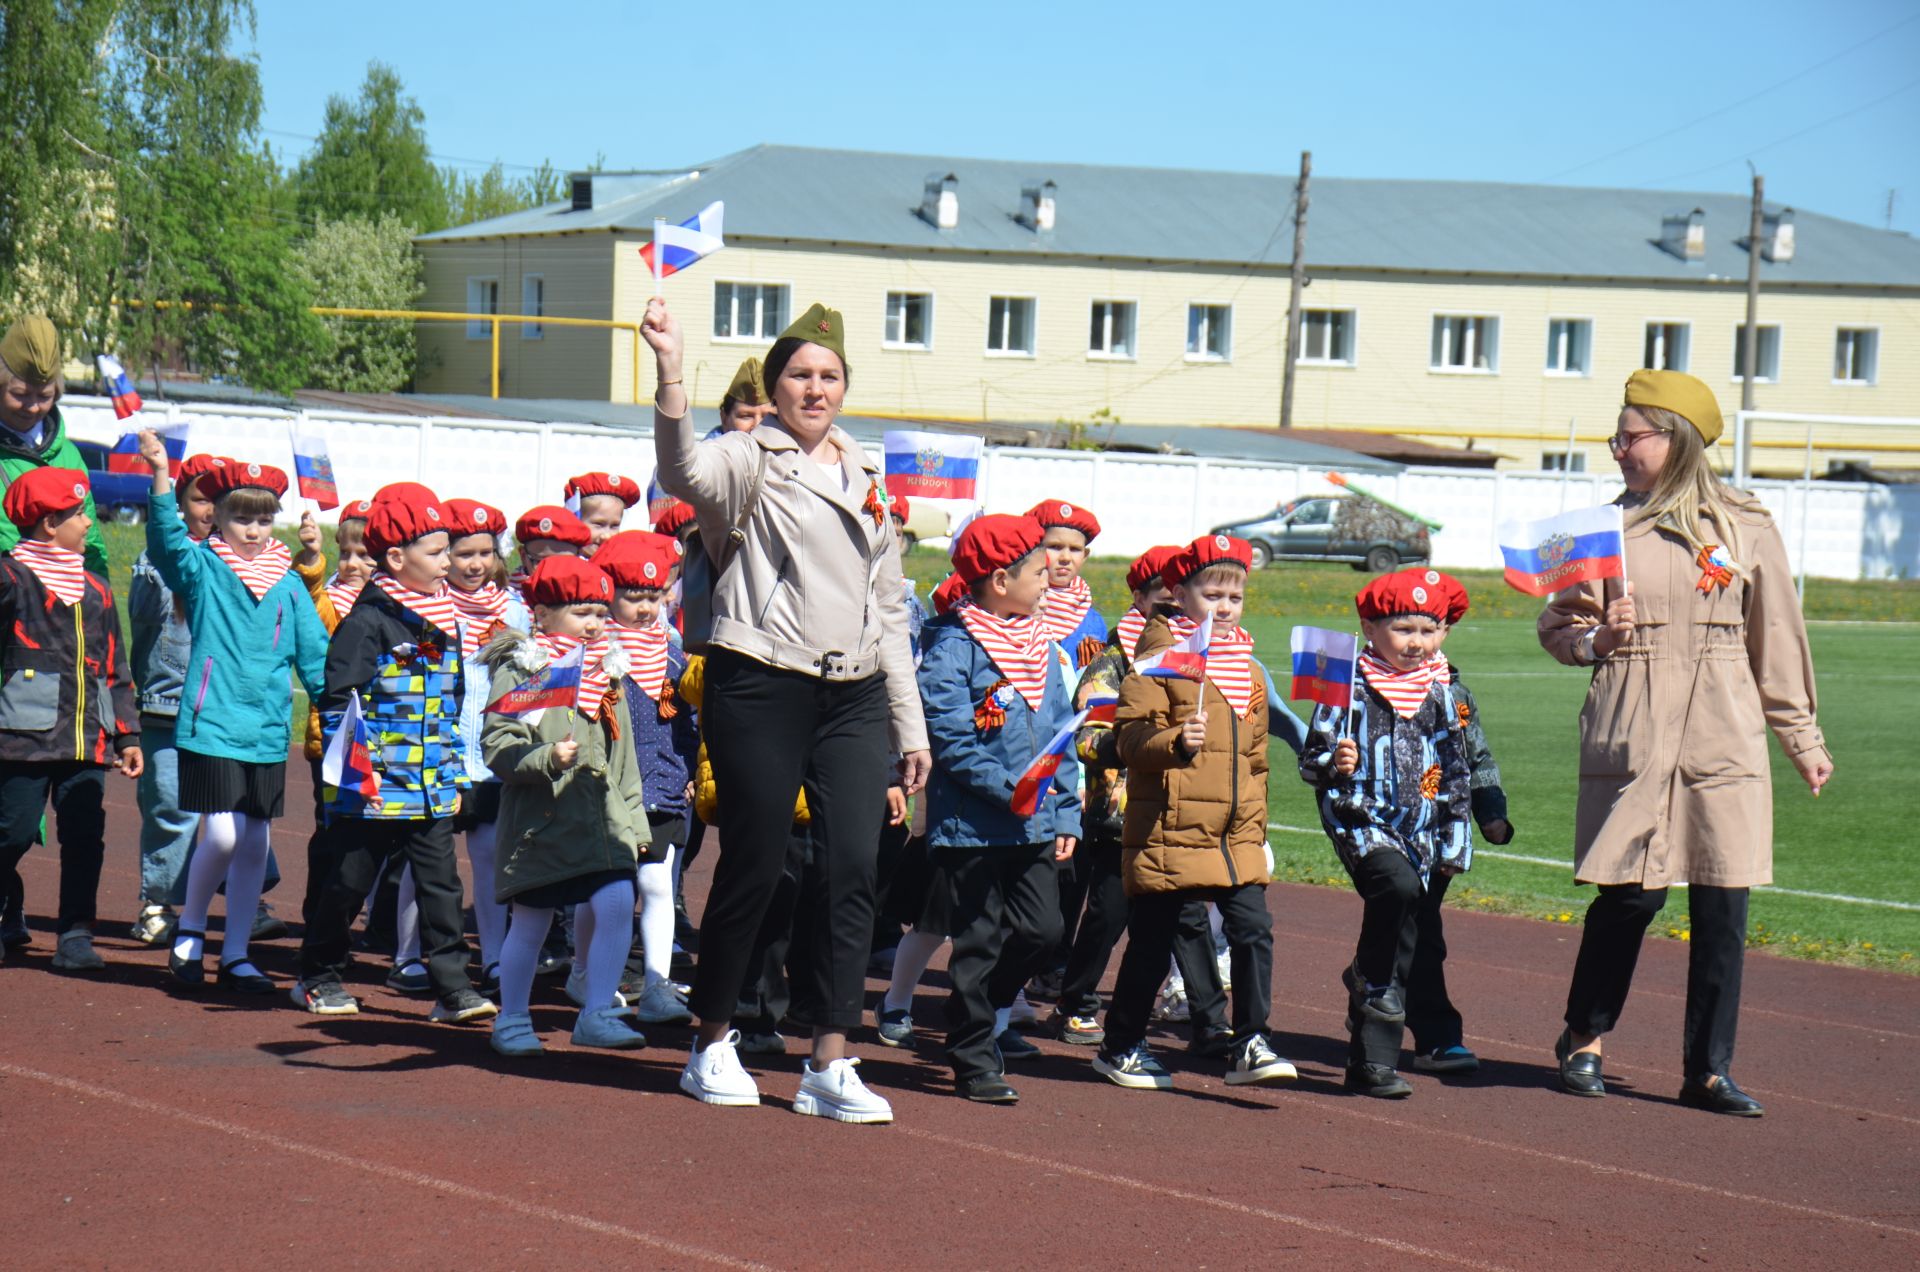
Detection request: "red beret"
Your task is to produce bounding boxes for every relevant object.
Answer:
[652,499,696,537]
[950,513,1044,584]
[525,554,614,607]
[1126,545,1183,593]
[1356,570,1450,623]
[339,497,375,521]
[4,465,89,529]
[200,460,288,502]
[373,481,440,505]
[565,472,642,509]
[1398,567,1468,624]
[1026,499,1100,543]
[595,530,683,590]
[1164,533,1252,588]
[177,454,227,487]
[889,493,911,524]
[930,572,968,616]
[515,504,591,547]
[444,498,507,538]
[365,489,452,558]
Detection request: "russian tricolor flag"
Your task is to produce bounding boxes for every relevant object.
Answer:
[321,691,382,802]
[291,428,339,510]
[639,201,725,280]
[96,354,143,420]
[1134,614,1211,683]
[1497,505,1627,597]
[486,642,584,715]
[882,430,984,502]
[1289,626,1358,709]
[1082,693,1118,725]
[110,431,183,477]
[1011,707,1090,817]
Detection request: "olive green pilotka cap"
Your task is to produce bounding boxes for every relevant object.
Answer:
[781,302,848,372]
[723,357,767,406]
[0,315,61,383]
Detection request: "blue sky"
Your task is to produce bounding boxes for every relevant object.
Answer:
[248,0,1920,236]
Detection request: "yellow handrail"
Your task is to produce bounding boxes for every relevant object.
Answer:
[310,307,644,403]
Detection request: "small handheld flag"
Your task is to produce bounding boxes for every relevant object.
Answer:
[1082,693,1119,726]
[882,430,984,503]
[291,428,340,510]
[1289,626,1358,708]
[111,430,183,477]
[640,201,726,284]
[1134,614,1211,682]
[1011,708,1090,817]
[1497,505,1626,597]
[96,354,143,420]
[320,691,382,801]
[485,643,584,715]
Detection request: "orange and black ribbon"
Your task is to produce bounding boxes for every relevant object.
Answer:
[974,678,1011,732]
[862,479,888,529]
[1695,545,1734,594]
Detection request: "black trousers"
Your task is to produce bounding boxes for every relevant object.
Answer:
[300,817,470,1000]
[870,814,911,954]
[0,762,106,935]
[1564,883,1748,1079]
[690,650,890,1032]
[732,825,809,1033]
[1105,883,1272,1054]
[1405,872,1462,1054]
[1052,848,1093,971]
[1343,848,1444,1067]
[1057,839,1228,1035]
[942,842,1063,1080]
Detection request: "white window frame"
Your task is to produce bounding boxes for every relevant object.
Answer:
[882,290,935,351]
[1184,302,1233,363]
[1543,316,1593,377]
[1730,323,1782,384]
[520,275,545,341]
[1643,319,1692,373]
[1541,450,1588,473]
[1428,312,1501,375]
[985,295,1037,358]
[1832,325,1880,386]
[1088,298,1139,361]
[711,279,792,344]
[465,276,499,341]
[1297,308,1357,366]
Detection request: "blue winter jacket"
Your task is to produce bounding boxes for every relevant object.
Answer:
[620,639,700,819]
[145,491,328,763]
[918,613,1081,850]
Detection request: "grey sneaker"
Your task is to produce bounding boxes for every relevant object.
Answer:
[490,1011,544,1057]
[876,1008,913,1047]
[737,1030,787,1056]
[571,1004,647,1050]
[1093,1042,1174,1090]
[1224,1034,1298,1086]
[51,929,105,971]
[250,902,289,941]
[430,987,499,1024]
[291,979,360,1015]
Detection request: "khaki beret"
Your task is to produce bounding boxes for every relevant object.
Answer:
[1624,368,1724,445]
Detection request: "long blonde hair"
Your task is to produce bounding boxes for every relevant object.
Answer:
[1623,405,1759,567]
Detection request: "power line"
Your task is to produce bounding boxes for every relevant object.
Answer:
[1641,74,1920,190]
[260,126,554,174]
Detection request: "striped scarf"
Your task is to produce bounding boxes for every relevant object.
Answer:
[606,620,672,702]
[324,574,363,622]
[449,582,511,659]
[1115,608,1150,664]
[373,574,461,642]
[1168,613,1258,718]
[10,540,87,606]
[957,605,1050,709]
[1037,575,1094,645]
[535,632,614,721]
[207,535,292,602]
[1358,649,1443,720]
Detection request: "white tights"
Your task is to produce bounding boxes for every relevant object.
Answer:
[174,812,271,970]
[635,845,677,986]
[497,878,634,1017]
[882,929,948,1014]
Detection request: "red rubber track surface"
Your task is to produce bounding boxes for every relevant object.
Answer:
[2,756,1916,1269]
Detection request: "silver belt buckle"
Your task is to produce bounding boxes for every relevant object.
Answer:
[819,649,849,678]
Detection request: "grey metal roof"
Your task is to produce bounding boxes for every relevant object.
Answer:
[418,144,1920,288]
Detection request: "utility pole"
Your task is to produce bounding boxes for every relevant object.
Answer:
[1740,169,1764,415]
[1279,150,1310,430]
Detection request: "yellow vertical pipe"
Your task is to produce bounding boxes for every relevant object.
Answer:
[490,319,501,399]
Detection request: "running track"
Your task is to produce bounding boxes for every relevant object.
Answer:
[3,760,1915,1269]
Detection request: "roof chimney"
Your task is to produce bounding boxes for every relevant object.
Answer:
[1659,208,1706,261]
[1762,207,1795,263]
[920,172,959,230]
[570,174,593,212]
[1018,180,1057,232]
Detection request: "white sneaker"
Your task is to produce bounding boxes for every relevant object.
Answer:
[565,964,628,1010]
[1152,986,1191,1023]
[572,1004,648,1050]
[679,1030,761,1107]
[1224,1034,1298,1086]
[490,1011,544,1057]
[793,1057,893,1124]
[631,978,694,1025]
[1007,989,1039,1029]
[51,929,105,971]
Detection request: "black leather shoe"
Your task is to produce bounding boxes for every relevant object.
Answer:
[1554,1028,1606,1097]
[962,1073,1019,1104]
[1679,1074,1764,1117]
[1344,1063,1413,1098]
[218,960,274,995]
[169,929,206,988]
[1341,963,1405,1024]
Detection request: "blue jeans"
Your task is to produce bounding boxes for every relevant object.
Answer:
[136,717,282,906]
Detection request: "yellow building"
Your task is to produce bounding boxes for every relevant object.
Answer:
[415,146,1920,476]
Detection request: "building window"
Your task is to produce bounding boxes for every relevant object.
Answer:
[1834,328,1878,385]
[713,282,789,341]
[1545,318,1591,376]
[1644,321,1690,371]
[521,275,544,340]
[1186,304,1232,361]
[1089,300,1136,359]
[1430,314,1499,372]
[884,291,932,349]
[465,277,499,340]
[1542,451,1587,473]
[987,296,1036,356]
[1731,324,1781,382]
[1299,309,1355,364]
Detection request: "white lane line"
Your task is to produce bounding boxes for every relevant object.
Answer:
[0,1064,779,1271]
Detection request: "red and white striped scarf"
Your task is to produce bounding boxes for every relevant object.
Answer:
[534,632,613,720]
[1115,607,1150,664]
[1168,613,1258,718]
[1037,575,1094,645]
[207,535,292,602]
[324,574,363,622]
[957,605,1050,710]
[449,582,512,659]
[1358,649,1443,720]
[10,540,87,606]
[606,620,672,702]
[373,574,461,643]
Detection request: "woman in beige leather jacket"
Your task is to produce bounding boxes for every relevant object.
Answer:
[645,295,929,1125]
[1541,369,1833,1118]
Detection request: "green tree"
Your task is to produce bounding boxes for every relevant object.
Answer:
[292,214,425,392]
[443,160,564,228]
[293,62,448,232]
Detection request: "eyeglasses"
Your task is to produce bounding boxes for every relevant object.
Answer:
[1607,429,1664,456]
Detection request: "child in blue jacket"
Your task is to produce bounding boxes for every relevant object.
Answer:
[917,514,1080,1104]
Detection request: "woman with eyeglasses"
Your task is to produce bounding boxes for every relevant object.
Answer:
[1537,369,1833,1117]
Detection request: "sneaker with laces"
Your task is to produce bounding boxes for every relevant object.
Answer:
[679,1031,761,1106]
[1007,989,1040,1029]
[565,964,628,1010]
[491,1011,543,1056]
[250,902,289,941]
[631,978,693,1025]
[51,929,105,971]
[1224,1034,1298,1086]
[794,1057,893,1124]
[1056,1011,1106,1046]
[1094,1042,1174,1090]
[430,987,499,1024]
[572,1004,648,1050]
[1151,986,1191,1023]
[291,979,359,1015]
[130,904,177,946]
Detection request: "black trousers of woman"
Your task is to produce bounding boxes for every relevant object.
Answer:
[690,649,890,1032]
[1564,882,1748,1080]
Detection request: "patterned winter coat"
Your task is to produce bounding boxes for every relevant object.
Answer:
[1072,626,1135,843]
[0,556,139,765]
[1448,668,1510,835]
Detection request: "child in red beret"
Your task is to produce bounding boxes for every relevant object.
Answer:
[564,472,643,555]
[1297,569,1475,1098]
[508,505,590,607]
[1026,499,1108,668]
[0,467,142,973]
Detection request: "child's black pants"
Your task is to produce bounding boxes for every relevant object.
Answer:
[301,816,470,1000]
[1104,882,1272,1054]
[1344,849,1461,1067]
[942,841,1062,1080]
[0,762,105,935]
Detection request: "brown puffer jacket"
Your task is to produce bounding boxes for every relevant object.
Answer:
[1115,616,1271,896]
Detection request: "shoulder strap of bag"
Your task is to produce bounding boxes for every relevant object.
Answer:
[710,447,770,571]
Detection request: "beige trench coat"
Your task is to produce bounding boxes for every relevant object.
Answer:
[1538,502,1829,888]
